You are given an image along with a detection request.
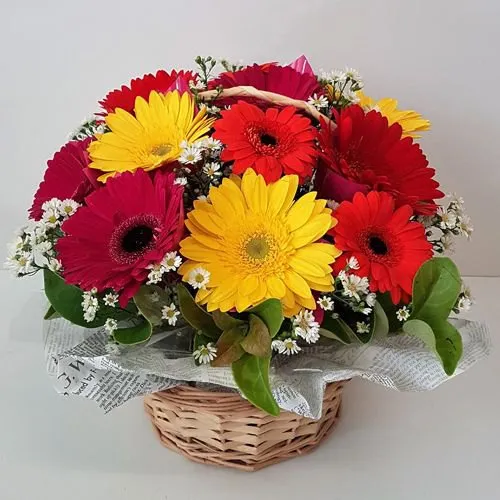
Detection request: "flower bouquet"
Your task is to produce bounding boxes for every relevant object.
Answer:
[7,55,490,471]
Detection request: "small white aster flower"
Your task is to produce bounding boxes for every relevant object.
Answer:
[356,321,370,334]
[347,256,360,270]
[42,208,61,227]
[307,93,329,110]
[277,338,301,355]
[103,292,119,307]
[271,340,284,352]
[58,198,80,218]
[360,307,372,315]
[337,269,348,284]
[188,267,210,290]
[193,342,217,364]
[396,306,411,322]
[344,67,363,84]
[330,69,347,83]
[366,293,377,307]
[83,309,97,323]
[207,105,221,114]
[203,137,223,151]
[203,162,222,178]
[104,318,118,333]
[189,79,206,91]
[342,274,370,301]
[161,303,180,326]
[457,215,473,238]
[342,88,361,103]
[440,234,455,253]
[437,206,457,230]
[318,295,334,311]
[147,264,165,284]
[174,176,188,186]
[162,251,182,271]
[105,342,120,355]
[179,145,202,164]
[293,309,320,344]
[449,193,465,206]
[457,296,472,312]
[82,290,99,322]
[41,198,62,213]
[5,251,34,275]
[47,258,62,273]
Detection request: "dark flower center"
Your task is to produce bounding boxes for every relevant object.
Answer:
[368,236,388,255]
[122,225,154,253]
[260,133,277,146]
[109,214,160,265]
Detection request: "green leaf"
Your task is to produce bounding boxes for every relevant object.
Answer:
[43,305,60,320]
[44,269,132,328]
[240,314,271,357]
[248,299,283,337]
[232,354,279,416]
[371,302,389,341]
[403,319,437,353]
[211,327,246,367]
[212,310,245,331]
[318,328,350,344]
[377,292,402,333]
[113,320,152,345]
[411,257,462,323]
[177,284,221,339]
[133,285,171,326]
[321,314,362,344]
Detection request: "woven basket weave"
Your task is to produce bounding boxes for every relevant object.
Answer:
[144,381,345,471]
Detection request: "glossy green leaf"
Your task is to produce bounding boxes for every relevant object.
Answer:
[211,327,246,367]
[371,302,389,340]
[240,314,271,357]
[232,354,279,416]
[321,314,362,344]
[113,320,152,345]
[318,328,350,344]
[248,299,283,337]
[177,284,221,339]
[133,285,171,326]
[411,257,462,323]
[403,319,437,353]
[212,310,245,331]
[44,269,130,328]
[43,305,60,320]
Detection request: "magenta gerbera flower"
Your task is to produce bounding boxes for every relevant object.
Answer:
[57,169,184,307]
[30,139,94,220]
[209,58,321,108]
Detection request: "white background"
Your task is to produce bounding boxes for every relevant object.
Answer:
[1,1,499,499]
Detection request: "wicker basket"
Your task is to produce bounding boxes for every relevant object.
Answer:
[144,381,346,471]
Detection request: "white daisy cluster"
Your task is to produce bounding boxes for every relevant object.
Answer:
[336,259,376,317]
[292,309,320,344]
[319,66,364,106]
[82,288,99,323]
[5,198,79,277]
[454,284,474,313]
[187,266,210,290]
[307,93,329,111]
[147,251,183,285]
[421,193,473,254]
[193,342,217,364]
[272,338,301,356]
[104,318,118,333]
[70,116,107,141]
[161,303,180,326]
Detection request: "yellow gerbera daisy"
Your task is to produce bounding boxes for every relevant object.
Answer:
[357,91,430,138]
[88,91,214,182]
[178,169,342,317]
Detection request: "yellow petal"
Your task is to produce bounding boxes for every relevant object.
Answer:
[289,255,327,277]
[238,275,259,296]
[284,270,312,299]
[285,192,317,231]
[291,213,333,248]
[266,276,286,298]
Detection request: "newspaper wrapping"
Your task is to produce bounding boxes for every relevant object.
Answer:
[44,318,491,419]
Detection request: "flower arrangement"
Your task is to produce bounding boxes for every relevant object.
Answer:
[7,55,480,418]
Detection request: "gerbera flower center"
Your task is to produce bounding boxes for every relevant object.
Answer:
[151,144,172,156]
[245,236,270,259]
[109,214,160,264]
[368,236,388,255]
[245,123,292,158]
[260,133,277,146]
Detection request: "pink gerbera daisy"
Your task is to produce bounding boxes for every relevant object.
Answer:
[30,139,94,220]
[57,169,184,307]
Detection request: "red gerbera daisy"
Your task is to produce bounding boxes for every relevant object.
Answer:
[331,191,433,304]
[30,139,94,220]
[209,60,321,108]
[99,69,195,114]
[318,105,444,215]
[213,101,317,183]
[57,169,184,307]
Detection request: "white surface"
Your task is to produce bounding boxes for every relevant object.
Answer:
[0,274,498,499]
[1,0,499,275]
